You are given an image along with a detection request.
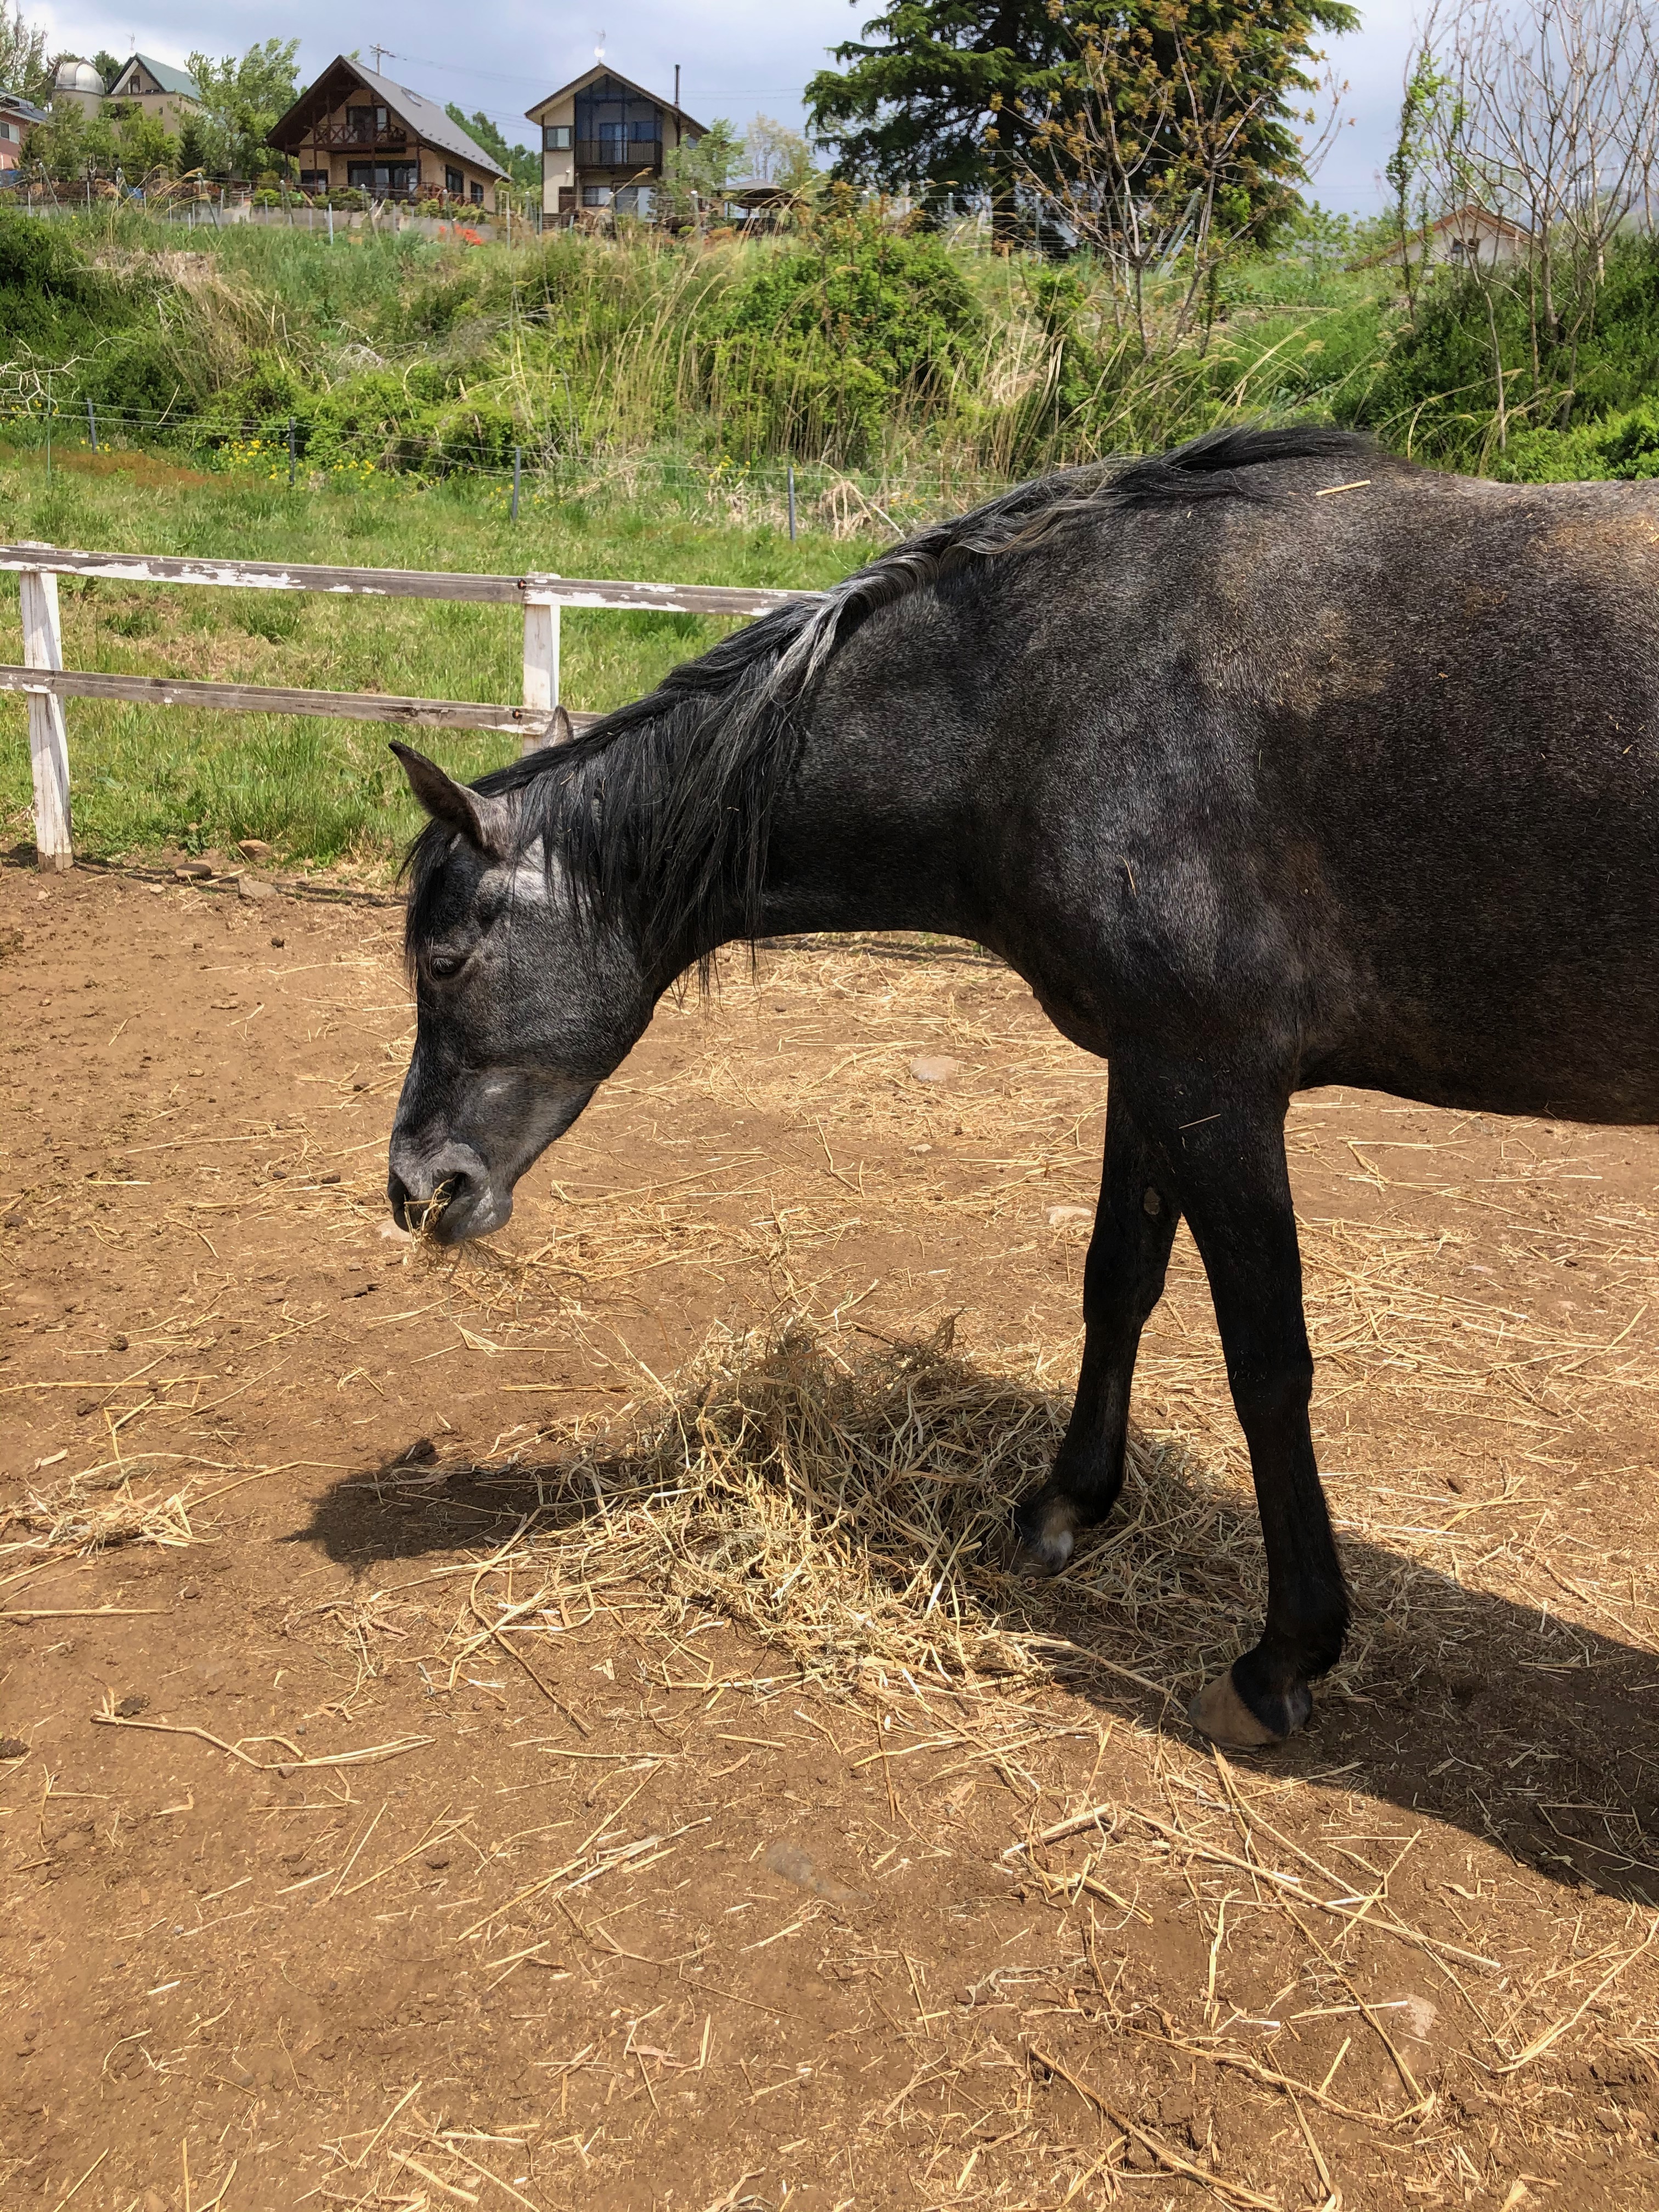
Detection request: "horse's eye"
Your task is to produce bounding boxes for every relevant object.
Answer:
[427,952,465,982]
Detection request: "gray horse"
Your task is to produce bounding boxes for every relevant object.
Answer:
[386,427,1659,1751]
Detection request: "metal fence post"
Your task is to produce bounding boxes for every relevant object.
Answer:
[787,461,797,543]
[20,557,71,870]
[288,417,296,488]
[511,445,521,523]
[86,397,97,453]
[521,581,561,754]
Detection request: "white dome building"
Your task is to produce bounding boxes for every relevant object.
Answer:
[53,58,108,115]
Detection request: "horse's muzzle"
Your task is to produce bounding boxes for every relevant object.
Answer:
[386,1139,508,1242]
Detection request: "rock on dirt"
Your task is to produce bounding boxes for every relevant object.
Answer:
[236,839,273,860]
[236,874,274,902]
[1046,1204,1092,1228]
[909,1054,958,1083]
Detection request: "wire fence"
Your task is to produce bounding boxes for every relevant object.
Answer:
[0,390,1043,535]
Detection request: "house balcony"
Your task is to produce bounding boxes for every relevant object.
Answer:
[574,140,662,175]
[312,123,410,150]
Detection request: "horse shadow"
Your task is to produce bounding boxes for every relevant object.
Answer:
[286,1336,1659,1906]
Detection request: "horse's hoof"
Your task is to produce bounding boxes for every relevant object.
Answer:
[1188,1671,1288,1751]
[1012,1492,1079,1577]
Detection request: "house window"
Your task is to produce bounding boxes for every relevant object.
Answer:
[543,123,571,150]
[300,168,328,191]
[346,160,416,196]
[346,104,388,142]
[445,166,462,195]
[582,184,610,206]
[0,121,14,143]
[470,179,483,205]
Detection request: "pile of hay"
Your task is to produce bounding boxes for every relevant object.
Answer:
[471,1321,1267,1699]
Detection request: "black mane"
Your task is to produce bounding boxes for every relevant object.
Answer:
[404,425,1370,976]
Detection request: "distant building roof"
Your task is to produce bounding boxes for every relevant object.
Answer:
[1365,203,1533,267]
[268,55,507,178]
[0,89,48,122]
[111,53,202,100]
[524,64,706,136]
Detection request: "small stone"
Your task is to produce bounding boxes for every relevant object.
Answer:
[0,1737,27,1760]
[317,1172,341,1186]
[2,1215,25,1231]
[174,861,212,881]
[236,839,273,860]
[110,1333,128,1351]
[236,874,274,903]
[1595,2104,1625,2131]
[76,1396,98,1416]
[115,1694,148,1718]
[424,1848,452,1870]
[1046,1204,1091,1229]
[270,936,285,948]
[909,1054,958,1084]
[379,1220,411,1242]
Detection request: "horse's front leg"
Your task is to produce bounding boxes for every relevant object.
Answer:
[1015,1086,1181,1571]
[1167,1084,1348,1747]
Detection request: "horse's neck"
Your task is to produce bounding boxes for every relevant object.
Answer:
[737,700,984,947]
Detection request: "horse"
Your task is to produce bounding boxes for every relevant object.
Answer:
[386,425,1659,1752]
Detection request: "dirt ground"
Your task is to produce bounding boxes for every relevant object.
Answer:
[3,850,1659,2212]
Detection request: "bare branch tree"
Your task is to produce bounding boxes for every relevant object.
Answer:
[1412,0,1659,418]
[1004,9,1347,356]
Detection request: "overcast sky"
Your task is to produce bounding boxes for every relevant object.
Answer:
[37,0,1421,213]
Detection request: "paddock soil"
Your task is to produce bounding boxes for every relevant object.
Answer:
[3,851,1659,2212]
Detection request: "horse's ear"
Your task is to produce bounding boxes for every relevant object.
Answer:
[391,743,509,854]
[548,703,574,746]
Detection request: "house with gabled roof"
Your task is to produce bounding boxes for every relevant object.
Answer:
[0,89,46,174]
[525,66,703,223]
[105,54,202,134]
[268,56,506,207]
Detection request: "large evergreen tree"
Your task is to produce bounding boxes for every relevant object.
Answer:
[806,1,1357,230]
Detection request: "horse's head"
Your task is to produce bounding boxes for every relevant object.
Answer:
[387,743,651,1243]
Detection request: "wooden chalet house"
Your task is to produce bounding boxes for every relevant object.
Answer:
[268,57,506,207]
[524,66,703,223]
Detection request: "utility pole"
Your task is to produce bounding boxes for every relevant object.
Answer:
[370,44,390,71]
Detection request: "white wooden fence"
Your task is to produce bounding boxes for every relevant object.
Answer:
[0,543,809,870]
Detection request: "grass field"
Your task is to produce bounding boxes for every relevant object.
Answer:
[0,443,878,868]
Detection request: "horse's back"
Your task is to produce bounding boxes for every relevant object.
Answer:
[988,458,1659,1121]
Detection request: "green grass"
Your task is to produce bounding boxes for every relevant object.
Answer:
[0,444,881,870]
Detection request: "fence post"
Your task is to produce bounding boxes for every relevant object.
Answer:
[511,445,521,523]
[86,396,97,453]
[521,583,561,754]
[19,557,71,871]
[787,460,797,543]
[288,417,296,488]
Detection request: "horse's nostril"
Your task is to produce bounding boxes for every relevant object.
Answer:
[387,1170,417,1233]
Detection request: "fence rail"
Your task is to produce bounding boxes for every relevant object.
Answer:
[1,541,811,871]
